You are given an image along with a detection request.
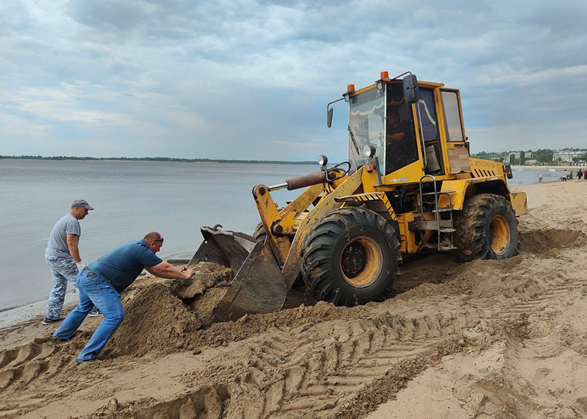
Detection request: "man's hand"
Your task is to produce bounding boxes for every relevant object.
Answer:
[182,267,195,279]
[179,266,195,278]
[146,262,194,280]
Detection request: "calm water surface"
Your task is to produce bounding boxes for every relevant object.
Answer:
[0,159,562,310]
[0,159,317,310]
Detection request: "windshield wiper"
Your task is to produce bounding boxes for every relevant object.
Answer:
[347,125,361,155]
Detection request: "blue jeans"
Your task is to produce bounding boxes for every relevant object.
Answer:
[53,270,125,362]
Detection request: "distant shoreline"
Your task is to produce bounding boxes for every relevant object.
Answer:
[3,157,585,170]
[511,165,585,171]
[0,156,316,165]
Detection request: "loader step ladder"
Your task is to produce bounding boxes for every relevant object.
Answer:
[417,175,457,251]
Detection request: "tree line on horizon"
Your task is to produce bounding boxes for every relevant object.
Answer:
[472,149,587,165]
[4,150,586,166]
[0,155,316,165]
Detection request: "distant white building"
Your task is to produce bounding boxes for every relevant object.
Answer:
[504,149,585,164]
[553,150,584,162]
[507,151,533,165]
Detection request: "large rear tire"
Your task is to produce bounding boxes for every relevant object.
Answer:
[454,194,518,262]
[301,207,400,306]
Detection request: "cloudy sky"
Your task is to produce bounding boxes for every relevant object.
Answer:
[1,0,586,162]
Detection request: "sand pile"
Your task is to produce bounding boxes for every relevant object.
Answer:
[1,180,587,419]
[107,262,235,357]
[519,228,587,255]
[106,261,345,357]
[108,283,199,357]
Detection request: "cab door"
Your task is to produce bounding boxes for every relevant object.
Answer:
[440,89,470,174]
[415,87,444,175]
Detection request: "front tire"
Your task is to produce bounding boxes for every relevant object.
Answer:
[253,222,267,242]
[454,194,519,261]
[301,207,400,306]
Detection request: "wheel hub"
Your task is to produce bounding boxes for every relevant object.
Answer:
[341,243,366,277]
[489,215,511,255]
[340,237,383,288]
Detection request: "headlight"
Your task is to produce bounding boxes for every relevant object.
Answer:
[318,155,328,166]
[363,145,376,158]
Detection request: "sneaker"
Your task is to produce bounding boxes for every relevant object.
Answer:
[42,317,64,325]
[88,307,102,317]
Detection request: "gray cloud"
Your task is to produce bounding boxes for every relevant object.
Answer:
[67,0,149,32]
[0,2,35,37]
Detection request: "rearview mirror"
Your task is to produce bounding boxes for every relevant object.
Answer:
[403,74,419,104]
[327,107,334,128]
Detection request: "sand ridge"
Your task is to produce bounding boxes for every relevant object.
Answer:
[1,180,587,418]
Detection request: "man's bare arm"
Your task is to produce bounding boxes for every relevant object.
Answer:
[146,262,194,280]
[66,234,81,263]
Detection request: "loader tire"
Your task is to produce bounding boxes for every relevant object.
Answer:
[454,194,518,262]
[253,222,267,243]
[301,207,400,306]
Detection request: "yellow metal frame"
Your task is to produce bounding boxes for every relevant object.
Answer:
[334,191,397,221]
[509,192,527,216]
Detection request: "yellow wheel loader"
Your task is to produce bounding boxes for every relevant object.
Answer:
[191,71,527,322]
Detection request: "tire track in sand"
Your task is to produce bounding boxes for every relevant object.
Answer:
[6,229,587,418]
[102,308,480,419]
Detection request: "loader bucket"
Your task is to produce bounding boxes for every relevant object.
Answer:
[190,226,288,322]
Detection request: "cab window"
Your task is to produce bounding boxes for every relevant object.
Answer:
[441,91,465,142]
[416,89,439,143]
[385,84,418,174]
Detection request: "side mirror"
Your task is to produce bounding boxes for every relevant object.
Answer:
[327,107,334,128]
[403,74,419,104]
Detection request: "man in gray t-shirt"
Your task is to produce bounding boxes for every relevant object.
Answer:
[43,200,94,325]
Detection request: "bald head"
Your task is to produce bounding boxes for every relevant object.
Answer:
[144,232,162,241]
[144,232,164,253]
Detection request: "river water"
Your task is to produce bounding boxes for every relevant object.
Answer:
[0,159,562,310]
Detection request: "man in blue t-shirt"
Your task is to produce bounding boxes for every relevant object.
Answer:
[53,232,195,363]
[43,199,94,325]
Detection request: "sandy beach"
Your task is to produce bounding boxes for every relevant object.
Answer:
[511,165,582,170]
[1,179,587,419]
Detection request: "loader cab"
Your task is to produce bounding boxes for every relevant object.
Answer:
[344,72,470,180]
[346,82,420,177]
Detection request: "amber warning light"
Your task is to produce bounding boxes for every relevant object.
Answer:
[380,71,389,79]
[347,84,355,92]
